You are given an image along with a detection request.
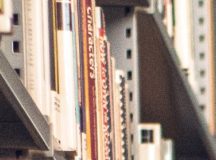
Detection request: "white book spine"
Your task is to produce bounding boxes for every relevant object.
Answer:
[57,30,77,150]
[42,0,52,118]
[23,0,46,114]
[55,0,77,151]
[50,90,61,149]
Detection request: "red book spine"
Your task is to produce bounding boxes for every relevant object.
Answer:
[81,0,98,159]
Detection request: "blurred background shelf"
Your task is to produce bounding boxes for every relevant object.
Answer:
[136,10,216,159]
[1,0,216,159]
[104,5,216,159]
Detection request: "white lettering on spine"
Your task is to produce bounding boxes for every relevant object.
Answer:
[87,7,95,79]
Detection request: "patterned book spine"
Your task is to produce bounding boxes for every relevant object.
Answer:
[106,42,114,160]
[115,71,129,160]
[49,0,59,93]
[98,36,113,159]
[119,76,129,159]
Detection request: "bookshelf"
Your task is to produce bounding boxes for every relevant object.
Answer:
[0,0,216,159]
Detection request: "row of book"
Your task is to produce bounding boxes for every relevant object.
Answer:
[0,0,131,159]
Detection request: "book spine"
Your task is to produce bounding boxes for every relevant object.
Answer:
[50,90,62,149]
[115,71,129,160]
[71,0,82,156]
[81,0,98,159]
[42,0,52,119]
[125,83,131,160]
[110,57,116,159]
[119,76,128,159]
[49,0,59,93]
[76,0,87,158]
[115,70,131,160]
[48,0,61,147]
[98,37,112,160]
[55,0,77,150]
[95,7,103,160]
[23,0,46,114]
[106,42,114,160]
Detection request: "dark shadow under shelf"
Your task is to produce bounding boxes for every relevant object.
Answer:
[0,50,50,150]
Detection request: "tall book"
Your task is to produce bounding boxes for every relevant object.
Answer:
[23,0,50,116]
[48,0,61,148]
[113,70,123,160]
[49,0,78,151]
[72,0,82,158]
[95,7,113,159]
[80,0,98,159]
[76,0,87,158]
[110,57,116,159]
[96,36,111,160]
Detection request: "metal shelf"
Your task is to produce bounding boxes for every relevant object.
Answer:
[135,9,216,159]
[0,49,50,150]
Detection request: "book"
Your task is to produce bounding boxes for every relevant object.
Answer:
[110,57,116,159]
[49,0,79,152]
[76,0,87,158]
[113,70,123,160]
[72,0,82,158]
[54,0,77,151]
[96,35,113,160]
[113,70,130,160]
[80,0,98,159]
[49,0,61,147]
[23,0,48,116]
